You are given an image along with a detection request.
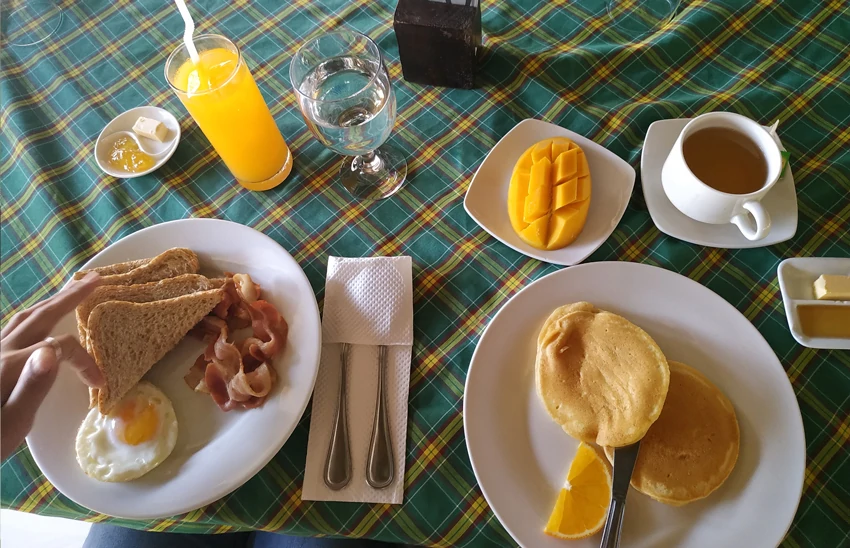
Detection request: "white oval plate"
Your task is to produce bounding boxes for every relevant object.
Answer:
[27,218,322,519]
[464,262,804,548]
[94,106,181,179]
[464,119,635,266]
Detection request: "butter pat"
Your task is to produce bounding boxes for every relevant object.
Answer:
[813,274,850,300]
[132,116,168,142]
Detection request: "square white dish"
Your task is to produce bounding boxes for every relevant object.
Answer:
[777,257,850,350]
[642,118,798,248]
[464,118,636,266]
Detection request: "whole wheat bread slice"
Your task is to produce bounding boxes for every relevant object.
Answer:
[79,274,227,408]
[86,288,224,414]
[73,248,201,346]
[76,274,226,346]
[74,248,199,285]
[74,258,149,279]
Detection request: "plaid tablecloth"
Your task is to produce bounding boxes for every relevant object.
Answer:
[2,0,848,546]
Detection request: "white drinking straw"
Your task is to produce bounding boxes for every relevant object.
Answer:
[174,0,200,64]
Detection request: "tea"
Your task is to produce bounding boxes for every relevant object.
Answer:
[683,127,767,194]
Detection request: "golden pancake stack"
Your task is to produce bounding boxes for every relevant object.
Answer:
[536,302,740,509]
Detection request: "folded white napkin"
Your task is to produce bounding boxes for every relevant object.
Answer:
[302,256,413,504]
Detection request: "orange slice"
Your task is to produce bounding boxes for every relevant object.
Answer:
[544,442,612,540]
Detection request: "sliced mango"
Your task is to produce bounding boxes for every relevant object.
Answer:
[507,137,592,250]
[523,157,552,223]
[519,215,550,249]
[548,203,590,250]
[554,178,578,210]
[555,148,578,184]
[508,171,530,230]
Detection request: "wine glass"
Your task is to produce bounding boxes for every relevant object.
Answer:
[290,30,407,201]
[2,0,63,47]
[607,0,680,38]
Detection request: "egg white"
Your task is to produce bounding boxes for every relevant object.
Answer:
[75,381,178,482]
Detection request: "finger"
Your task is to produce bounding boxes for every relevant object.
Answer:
[0,275,95,339]
[0,347,59,461]
[1,310,29,339]
[4,273,100,349]
[0,300,47,340]
[1,334,104,404]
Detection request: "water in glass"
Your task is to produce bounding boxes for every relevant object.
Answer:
[297,56,395,157]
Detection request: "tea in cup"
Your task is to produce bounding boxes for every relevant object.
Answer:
[661,112,784,241]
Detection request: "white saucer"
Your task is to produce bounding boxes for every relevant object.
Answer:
[777,257,850,350]
[95,106,180,179]
[464,119,635,266]
[642,118,797,248]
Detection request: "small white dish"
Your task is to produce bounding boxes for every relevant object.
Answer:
[464,119,636,266]
[27,219,322,519]
[777,257,850,350]
[95,106,181,179]
[642,118,798,248]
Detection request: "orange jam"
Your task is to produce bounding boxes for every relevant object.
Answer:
[108,136,155,173]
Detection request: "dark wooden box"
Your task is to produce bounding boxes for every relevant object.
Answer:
[393,0,482,89]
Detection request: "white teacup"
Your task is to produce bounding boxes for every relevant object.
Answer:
[661,112,784,241]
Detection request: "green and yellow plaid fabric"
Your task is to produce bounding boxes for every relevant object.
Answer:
[2,0,848,546]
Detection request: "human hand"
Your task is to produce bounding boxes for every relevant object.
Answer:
[1,273,105,461]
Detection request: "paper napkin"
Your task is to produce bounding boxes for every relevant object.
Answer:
[302,256,413,504]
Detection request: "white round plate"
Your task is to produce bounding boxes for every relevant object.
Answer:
[463,119,636,266]
[464,262,804,548]
[27,218,322,519]
[94,106,181,179]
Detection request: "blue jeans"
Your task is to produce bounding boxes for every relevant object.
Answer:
[83,524,402,548]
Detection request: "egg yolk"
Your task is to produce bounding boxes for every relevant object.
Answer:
[116,400,159,445]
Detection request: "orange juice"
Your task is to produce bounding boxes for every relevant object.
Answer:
[168,37,292,190]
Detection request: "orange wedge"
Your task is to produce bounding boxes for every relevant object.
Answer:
[544,442,612,539]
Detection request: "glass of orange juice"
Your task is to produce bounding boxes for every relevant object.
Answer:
[165,34,292,191]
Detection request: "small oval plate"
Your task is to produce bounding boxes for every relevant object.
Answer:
[94,105,181,179]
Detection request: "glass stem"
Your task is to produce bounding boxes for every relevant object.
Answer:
[359,151,383,174]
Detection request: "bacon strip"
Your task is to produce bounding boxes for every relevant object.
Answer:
[184,274,287,411]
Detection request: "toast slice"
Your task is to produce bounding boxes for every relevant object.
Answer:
[73,248,201,344]
[74,248,200,285]
[74,258,149,278]
[76,274,226,347]
[86,289,224,414]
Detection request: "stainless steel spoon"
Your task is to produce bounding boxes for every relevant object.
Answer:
[366,345,394,488]
[323,343,351,490]
[600,441,641,548]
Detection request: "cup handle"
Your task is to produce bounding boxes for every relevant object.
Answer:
[731,201,771,241]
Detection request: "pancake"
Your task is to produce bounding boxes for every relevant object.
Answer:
[535,302,670,447]
[604,361,740,506]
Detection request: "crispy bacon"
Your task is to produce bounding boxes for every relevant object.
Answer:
[211,278,252,330]
[185,274,287,411]
[233,273,261,303]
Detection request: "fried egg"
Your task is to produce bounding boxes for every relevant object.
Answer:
[75,381,178,482]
